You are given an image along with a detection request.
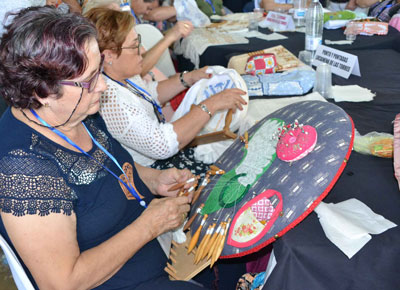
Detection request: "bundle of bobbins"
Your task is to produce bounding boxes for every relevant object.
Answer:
[165,129,253,278]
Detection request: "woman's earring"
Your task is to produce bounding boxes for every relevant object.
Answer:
[44,103,50,108]
[108,61,112,65]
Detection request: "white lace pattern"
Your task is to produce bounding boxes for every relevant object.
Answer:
[100,75,179,166]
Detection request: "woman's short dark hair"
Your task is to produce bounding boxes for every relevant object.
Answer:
[0,6,97,109]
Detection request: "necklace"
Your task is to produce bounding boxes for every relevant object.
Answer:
[21,88,84,128]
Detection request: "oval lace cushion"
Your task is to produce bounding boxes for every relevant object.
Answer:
[276,125,317,162]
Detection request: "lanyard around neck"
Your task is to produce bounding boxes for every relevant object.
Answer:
[103,72,166,123]
[204,0,216,13]
[130,8,141,24]
[29,109,147,208]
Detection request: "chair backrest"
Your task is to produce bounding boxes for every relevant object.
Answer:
[0,234,34,290]
[135,24,176,77]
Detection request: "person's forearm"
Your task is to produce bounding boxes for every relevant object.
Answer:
[5,212,154,290]
[68,218,153,289]
[135,163,162,194]
[156,73,189,105]
[172,99,217,149]
[355,0,377,8]
[141,36,174,77]
[143,6,177,22]
[261,0,292,11]
[63,0,82,13]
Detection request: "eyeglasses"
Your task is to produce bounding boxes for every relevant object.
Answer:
[60,54,105,93]
[112,34,142,56]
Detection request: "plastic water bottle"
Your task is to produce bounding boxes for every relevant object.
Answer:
[305,0,324,57]
[293,0,306,27]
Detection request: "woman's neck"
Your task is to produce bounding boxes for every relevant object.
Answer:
[103,68,128,85]
[13,107,92,152]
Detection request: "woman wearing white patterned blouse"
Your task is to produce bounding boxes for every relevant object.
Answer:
[86,7,247,175]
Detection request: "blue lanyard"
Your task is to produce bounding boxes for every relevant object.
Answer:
[29,109,147,208]
[204,0,216,14]
[130,8,140,24]
[103,73,166,123]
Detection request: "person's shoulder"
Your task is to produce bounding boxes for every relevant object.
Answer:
[0,108,33,153]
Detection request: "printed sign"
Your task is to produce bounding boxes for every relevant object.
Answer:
[312,45,360,79]
[261,11,295,31]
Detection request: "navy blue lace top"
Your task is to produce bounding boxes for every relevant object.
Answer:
[0,108,166,289]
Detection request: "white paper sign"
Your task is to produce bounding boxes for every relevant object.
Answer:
[262,12,295,31]
[312,45,360,79]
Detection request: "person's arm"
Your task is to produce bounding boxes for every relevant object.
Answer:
[156,67,211,105]
[135,164,195,197]
[1,172,190,290]
[100,82,181,160]
[355,0,378,8]
[261,0,293,11]
[62,0,82,13]
[143,6,177,22]
[140,20,193,77]
[345,0,358,10]
[172,88,247,148]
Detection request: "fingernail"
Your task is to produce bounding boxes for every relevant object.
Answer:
[208,74,212,78]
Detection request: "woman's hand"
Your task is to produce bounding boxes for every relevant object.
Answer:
[139,195,191,238]
[185,66,211,86]
[205,88,247,114]
[165,20,193,42]
[153,168,196,197]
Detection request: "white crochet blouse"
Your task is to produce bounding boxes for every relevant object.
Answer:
[100,75,179,166]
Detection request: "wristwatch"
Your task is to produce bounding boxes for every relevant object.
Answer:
[179,71,191,88]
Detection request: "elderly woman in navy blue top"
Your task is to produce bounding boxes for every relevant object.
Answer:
[0,6,208,290]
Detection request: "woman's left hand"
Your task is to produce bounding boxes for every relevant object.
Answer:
[154,168,196,198]
[185,66,211,86]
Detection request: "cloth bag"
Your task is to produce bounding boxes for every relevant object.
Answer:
[228,45,301,75]
[242,69,316,97]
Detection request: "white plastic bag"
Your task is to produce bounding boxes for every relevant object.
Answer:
[174,0,211,27]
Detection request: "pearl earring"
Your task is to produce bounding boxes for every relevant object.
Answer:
[108,61,112,65]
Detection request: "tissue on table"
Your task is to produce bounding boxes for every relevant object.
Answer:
[314,199,397,259]
[331,85,375,102]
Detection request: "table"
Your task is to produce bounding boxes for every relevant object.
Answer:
[223,0,249,13]
[177,26,400,289]
[177,26,400,71]
[260,48,400,290]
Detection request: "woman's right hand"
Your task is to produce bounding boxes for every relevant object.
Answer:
[165,20,193,42]
[138,195,191,239]
[205,88,247,114]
